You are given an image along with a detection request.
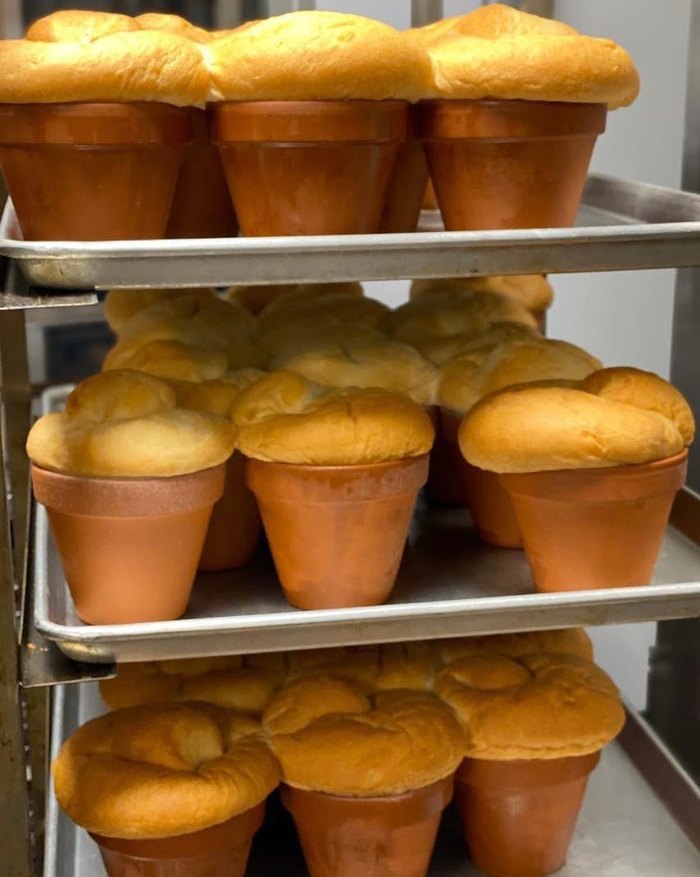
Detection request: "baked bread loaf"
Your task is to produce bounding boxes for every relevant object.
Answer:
[263,676,463,795]
[459,367,694,472]
[169,368,265,417]
[207,11,432,101]
[410,275,554,313]
[103,338,230,383]
[438,337,601,413]
[274,337,439,406]
[423,4,639,109]
[226,282,364,316]
[375,642,439,691]
[1,30,208,105]
[103,288,218,333]
[419,322,539,366]
[260,322,385,360]
[100,659,280,715]
[135,12,211,43]
[230,371,434,465]
[287,646,379,691]
[435,652,624,759]
[26,10,139,42]
[27,370,235,477]
[436,629,593,666]
[384,291,538,349]
[259,292,388,334]
[52,702,280,838]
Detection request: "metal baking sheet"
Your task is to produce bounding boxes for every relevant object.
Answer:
[5,175,700,291]
[31,388,700,665]
[45,683,700,877]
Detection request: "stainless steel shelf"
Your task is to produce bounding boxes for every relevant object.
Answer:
[45,683,700,877]
[4,175,700,293]
[30,491,700,668]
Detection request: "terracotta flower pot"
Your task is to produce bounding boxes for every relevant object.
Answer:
[500,450,688,592]
[422,177,439,211]
[246,455,429,609]
[211,100,408,236]
[455,753,600,877]
[282,776,453,877]
[379,109,428,233]
[31,464,225,624]
[166,107,239,239]
[428,409,522,547]
[199,452,261,572]
[0,102,191,241]
[416,100,607,230]
[91,801,264,877]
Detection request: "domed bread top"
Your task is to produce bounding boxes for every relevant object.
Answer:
[259,323,384,360]
[225,281,364,316]
[169,369,265,417]
[286,646,379,691]
[435,652,624,759]
[410,275,554,313]
[27,370,235,478]
[258,292,388,335]
[438,337,601,413]
[206,10,433,101]
[52,702,280,838]
[104,338,230,383]
[263,677,464,795]
[458,367,693,473]
[375,642,439,691]
[419,322,539,366]
[384,291,538,348]
[26,10,139,42]
[0,31,208,106]
[103,288,218,333]
[436,629,593,666]
[135,13,212,43]
[230,371,434,465]
[582,367,695,446]
[274,337,439,406]
[424,4,639,109]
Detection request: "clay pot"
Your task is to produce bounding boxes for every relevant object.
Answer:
[246,455,429,609]
[422,177,439,212]
[0,102,191,241]
[166,107,239,239]
[500,450,688,592]
[211,100,408,236]
[379,109,428,232]
[32,464,225,624]
[199,452,261,572]
[455,753,600,877]
[91,801,264,877]
[282,775,453,877]
[416,100,607,230]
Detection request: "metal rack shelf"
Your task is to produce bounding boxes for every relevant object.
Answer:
[3,175,700,291]
[45,683,700,877]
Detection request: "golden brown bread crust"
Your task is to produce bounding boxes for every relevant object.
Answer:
[259,292,388,335]
[424,5,639,109]
[207,11,432,101]
[458,367,692,472]
[230,371,434,464]
[169,369,265,417]
[26,10,139,42]
[286,646,379,691]
[135,13,212,43]
[263,677,464,795]
[435,652,624,759]
[27,370,235,478]
[409,275,554,313]
[52,702,280,837]
[375,642,438,691]
[438,337,601,413]
[0,31,208,105]
[274,337,439,406]
[225,282,364,316]
[419,322,539,366]
[103,288,217,333]
[436,629,593,666]
[384,291,538,349]
[104,339,230,383]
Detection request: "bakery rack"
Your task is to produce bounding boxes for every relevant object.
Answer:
[1,4,700,877]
